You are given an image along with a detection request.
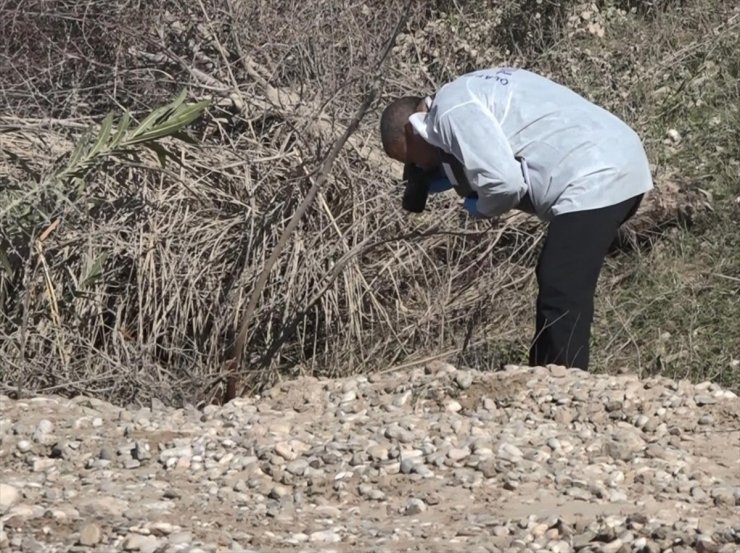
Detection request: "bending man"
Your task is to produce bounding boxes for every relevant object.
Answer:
[379,67,653,371]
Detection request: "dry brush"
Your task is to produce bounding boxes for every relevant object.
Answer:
[0,0,723,406]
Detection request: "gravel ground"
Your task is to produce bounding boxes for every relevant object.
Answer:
[1,362,739,553]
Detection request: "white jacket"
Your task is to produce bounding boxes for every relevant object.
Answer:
[409,68,653,220]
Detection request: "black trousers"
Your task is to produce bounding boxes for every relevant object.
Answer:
[528,194,643,371]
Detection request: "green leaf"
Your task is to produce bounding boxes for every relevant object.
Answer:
[126,116,206,144]
[78,253,107,289]
[129,106,167,140]
[65,133,91,170]
[124,101,209,145]
[111,111,131,145]
[40,91,207,190]
[89,112,114,157]
[130,89,187,139]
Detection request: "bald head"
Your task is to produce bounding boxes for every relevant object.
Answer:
[379,95,423,158]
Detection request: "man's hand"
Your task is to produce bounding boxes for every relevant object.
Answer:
[463,193,486,218]
[404,164,453,194]
[429,178,453,194]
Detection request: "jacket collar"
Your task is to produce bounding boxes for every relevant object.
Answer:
[408,96,446,149]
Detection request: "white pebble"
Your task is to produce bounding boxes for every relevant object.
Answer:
[404,498,427,515]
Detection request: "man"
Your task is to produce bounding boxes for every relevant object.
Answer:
[379,67,653,371]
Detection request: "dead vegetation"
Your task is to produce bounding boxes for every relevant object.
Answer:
[0,0,735,406]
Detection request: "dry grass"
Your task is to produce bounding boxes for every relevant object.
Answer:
[1,0,734,406]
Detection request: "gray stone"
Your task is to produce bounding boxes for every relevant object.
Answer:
[168,532,193,545]
[634,415,649,429]
[21,537,44,553]
[497,442,523,462]
[147,521,177,535]
[600,538,624,553]
[404,498,427,515]
[274,441,303,461]
[695,535,719,553]
[566,486,591,501]
[32,420,54,442]
[32,458,56,472]
[604,441,633,461]
[400,458,417,474]
[447,447,470,461]
[477,459,499,478]
[159,445,192,463]
[709,486,736,506]
[132,441,151,461]
[691,486,708,502]
[358,483,385,501]
[123,458,141,469]
[549,365,570,377]
[367,444,389,461]
[573,531,596,549]
[0,484,20,512]
[78,523,102,546]
[286,459,308,476]
[123,534,161,552]
[549,540,572,553]
[445,399,463,413]
[643,418,659,432]
[309,530,341,543]
[268,485,290,500]
[43,488,61,501]
[415,465,434,478]
[455,372,474,390]
[694,395,716,406]
[99,446,115,460]
[340,390,356,403]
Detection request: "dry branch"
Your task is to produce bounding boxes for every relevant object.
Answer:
[222,0,415,402]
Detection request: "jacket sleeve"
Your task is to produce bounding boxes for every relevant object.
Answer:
[433,100,527,218]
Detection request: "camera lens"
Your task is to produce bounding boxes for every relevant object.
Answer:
[402,178,429,213]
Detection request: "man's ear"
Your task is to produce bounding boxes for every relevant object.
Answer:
[404,123,423,162]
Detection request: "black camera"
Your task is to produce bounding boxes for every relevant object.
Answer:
[403,163,453,213]
[401,164,431,213]
[401,157,476,213]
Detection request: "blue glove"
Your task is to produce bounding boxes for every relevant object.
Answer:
[426,166,453,194]
[463,194,485,218]
[428,176,454,194]
[403,164,453,196]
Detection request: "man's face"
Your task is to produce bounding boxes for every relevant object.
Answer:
[403,125,442,169]
[387,100,442,170]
